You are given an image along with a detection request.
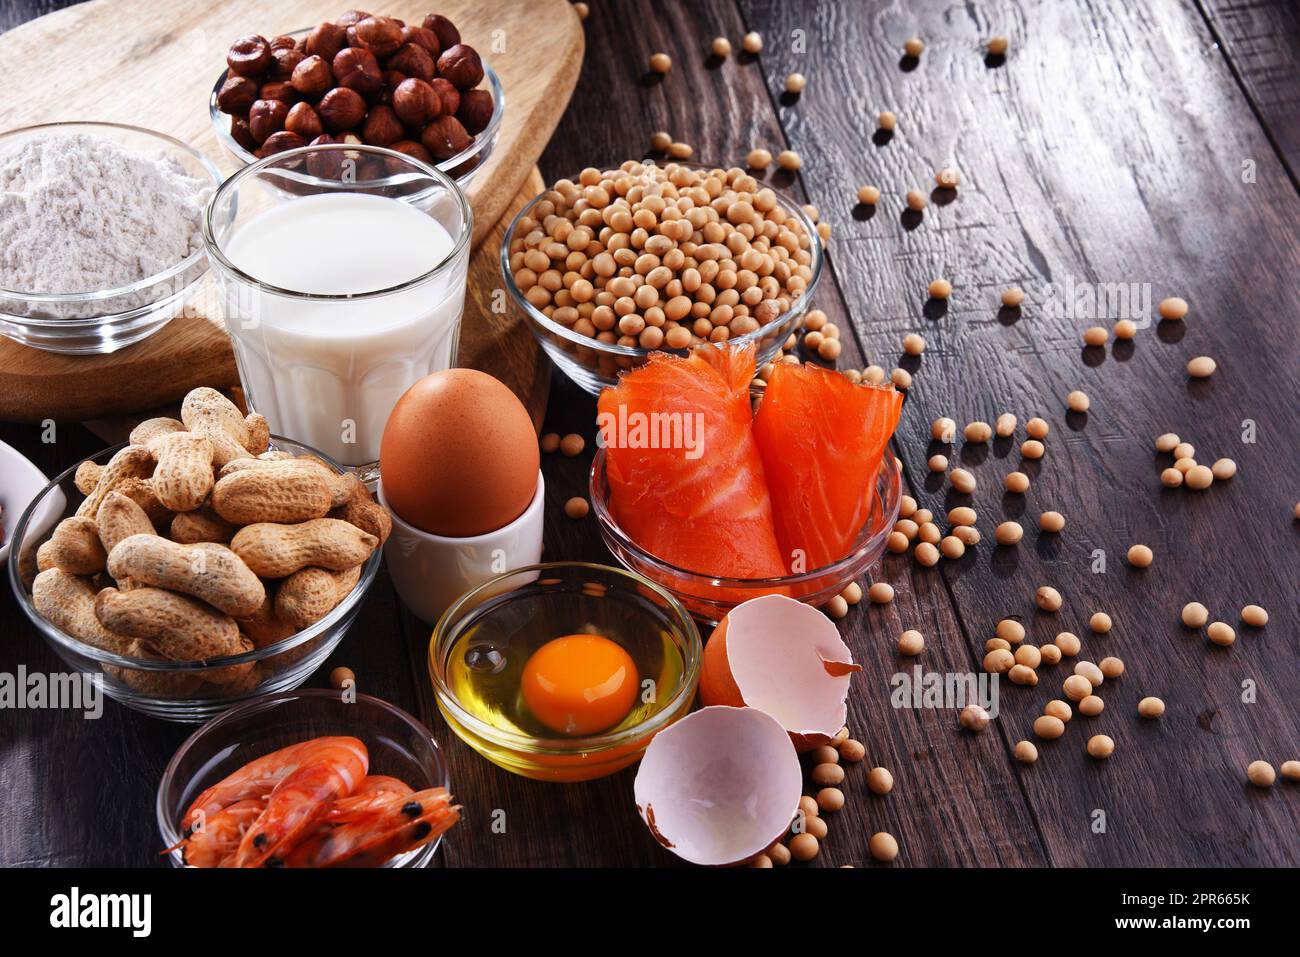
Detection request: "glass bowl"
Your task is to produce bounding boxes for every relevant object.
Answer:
[429,562,702,782]
[499,163,822,394]
[157,689,449,867]
[209,30,504,191]
[591,449,902,624]
[0,122,221,355]
[7,437,381,723]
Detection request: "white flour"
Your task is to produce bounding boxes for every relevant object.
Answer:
[0,133,210,295]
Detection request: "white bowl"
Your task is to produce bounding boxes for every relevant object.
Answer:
[378,471,545,623]
[0,439,58,567]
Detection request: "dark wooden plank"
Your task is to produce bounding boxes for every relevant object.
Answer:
[739,0,1300,866]
[421,0,1049,868]
[1198,0,1300,181]
[0,0,74,33]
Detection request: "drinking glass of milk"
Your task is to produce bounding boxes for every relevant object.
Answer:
[204,144,472,478]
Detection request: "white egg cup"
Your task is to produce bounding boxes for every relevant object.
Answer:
[377,471,546,624]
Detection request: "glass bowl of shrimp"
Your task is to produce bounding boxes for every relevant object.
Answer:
[157,689,456,868]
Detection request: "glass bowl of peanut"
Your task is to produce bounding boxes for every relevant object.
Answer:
[6,390,386,723]
[501,160,823,394]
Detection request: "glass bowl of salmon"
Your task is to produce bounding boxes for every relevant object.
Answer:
[157,690,452,868]
[591,450,902,624]
[500,164,822,395]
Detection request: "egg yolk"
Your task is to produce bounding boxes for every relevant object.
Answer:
[521,634,639,736]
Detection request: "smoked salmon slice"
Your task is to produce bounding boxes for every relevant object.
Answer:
[597,347,788,579]
[752,362,903,572]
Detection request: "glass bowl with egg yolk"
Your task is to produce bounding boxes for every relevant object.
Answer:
[429,562,701,782]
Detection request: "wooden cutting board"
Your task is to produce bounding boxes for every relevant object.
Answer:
[0,0,582,425]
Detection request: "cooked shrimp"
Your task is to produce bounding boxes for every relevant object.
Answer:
[176,799,264,868]
[182,736,367,832]
[235,737,369,868]
[282,787,460,868]
[352,775,414,798]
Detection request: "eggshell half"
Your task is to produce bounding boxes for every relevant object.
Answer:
[633,706,802,866]
[699,594,860,750]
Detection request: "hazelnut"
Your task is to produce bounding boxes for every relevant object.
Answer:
[318,87,367,132]
[429,77,459,117]
[437,43,484,91]
[354,15,404,58]
[457,89,493,134]
[362,105,403,147]
[216,75,259,115]
[269,35,297,53]
[248,98,289,143]
[269,46,305,82]
[332,47,383,96]
[402,25,441,58]
[290,55,334,97]
[306,135,345,179]
[392,77,441,127]
[284,101,324,140]
[258,130,307,157]
[422,14,460,51]
[229,116,259,153]
[421,114,471,159]
[258,81,299,104]
[335,10,372,30]
[388,42,435,82]
[305,21,347,63]
[227,35,272,77]
[390,139,434,164]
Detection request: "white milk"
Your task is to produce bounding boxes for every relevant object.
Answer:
[222,192,468,467]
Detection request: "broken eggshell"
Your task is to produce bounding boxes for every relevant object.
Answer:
[699,593,860,751]
[633,705,802,866]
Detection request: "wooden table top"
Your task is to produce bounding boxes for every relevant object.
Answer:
[1,0,1297,869]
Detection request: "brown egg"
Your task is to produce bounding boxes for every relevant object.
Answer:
[380,369,539,536]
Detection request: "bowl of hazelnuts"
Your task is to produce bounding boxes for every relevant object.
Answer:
[209,10,502,188]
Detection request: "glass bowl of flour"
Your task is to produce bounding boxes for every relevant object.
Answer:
[0,122,222,355]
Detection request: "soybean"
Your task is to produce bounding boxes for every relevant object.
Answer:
[1137,697,1165,718]
[866,766,893,794]
[869,831,899,862]
[1035,586,1063,611]
[898,629,925,655]
[1127,544,1153,567]
[1005,471,1030,493]
[995,521,1023,545]
[1087,735,1115,759]
[1207,621,1236,646]
[1241,604,1268,627]
[1247,761,1276,787]
[1034,715,1066,740]
[959,705,990,731]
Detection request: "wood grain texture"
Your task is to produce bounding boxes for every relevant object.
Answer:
[738,0,1300,866]
[1198,0,1300,180]
[2,0,1299,870]
[0,0,581,423]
